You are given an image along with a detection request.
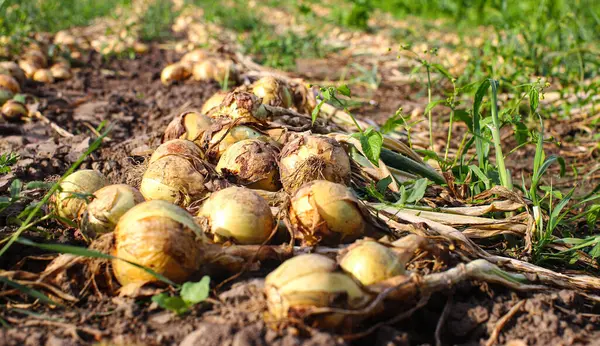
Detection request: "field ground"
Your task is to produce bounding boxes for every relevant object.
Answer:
[1,0,600,345]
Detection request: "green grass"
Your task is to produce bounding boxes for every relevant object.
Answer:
[139,0,179,41]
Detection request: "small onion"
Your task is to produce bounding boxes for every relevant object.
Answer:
[133,42,149,54]
[216,139,280,191]
[50,64,72,80]
[23,50,47,68]
[192,59,237,85]
[112,200,204,291]
[0,89,14,106]
[164,111,213,144]
[339,240,405,286]
[279,134,351,192]
[79,184,145,236]
[252,76,293,108]
[18,59,40,78]
[211,91,267,123]
[52,170,108,221]
[198,186,274,244]
[209,125,268,159]
[54,31,76,46]
[141,140,210,206]
[181,49,209,65]
[1,100,28,121]
[32,69,55,83]
[289,180,365,245]
[0,61,26,85]
[265,254,371,328]
[200,90,228,115]
[0,74,20,94]
[161,62,191,85]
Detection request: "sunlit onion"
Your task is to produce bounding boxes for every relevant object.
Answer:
[52,170,108,221]
[1,100,28,121]
[339,239,405,286]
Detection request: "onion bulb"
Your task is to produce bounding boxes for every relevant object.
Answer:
[79,184,145,236]
[0,62,26,85]
[198,186,274,244]
[209,125,268,159]
[32,69,55,83]
[216,139,280,191]
[23,50,47,68]
[54,31,76,46]
[0,74,20,94]
[164,111,213,144]
[339,240,405,286]
[112,200,204,292]
[141,140,210,206]
[50,64,72,80]
[289,180,365,245]
[52,170,107,221]
[192,59,237,85]
[18,59,39,78]
[1,100,28,121]
[265,254,371,328]
[200,90,228,115]
[161,62,191,85]
[279,134,350,192]
[210,91,267,123]
[181,49,209,65]
[252,76,293,108]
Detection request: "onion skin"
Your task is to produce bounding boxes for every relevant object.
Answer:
[79,184,145,236]
[181,49,209,65]
[164,111,213,144]
[0,62,26,85]
[1,100,28,121]
[289,180,365,246]
[0,74,20,94]
[23,50,47,68]
[32,69,55,83]
[265,254,371,329]
[50,64,72,80]
[209,125,268,159]
[149,139,204,164]
[251,76,293,108]
[52,170,107,221]
[198,186,274,244]
[210,92,267,123]
[112,200,204,292]
[339,240,405,286]
[192,59,237,85]
[201,90,228,115]
[161,62,191,85]
[18,60,39,78]
[279,134,351,193]
[216,139,281,191]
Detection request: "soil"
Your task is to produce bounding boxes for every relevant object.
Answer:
[2,46,600,346]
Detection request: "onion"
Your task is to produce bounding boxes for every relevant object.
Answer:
[79,184,145,236]
[133,42,149,54]
[209,125,268,159]
[52,170,108,221]
[0,74,20,94]
[1,100,28,121]
[252,76,293,108]
[50,64,72,80]
[198,186,274,244]
[54,31,76,46]
[289,180,365,245]
[32,69,54,83]
[192,59,237,85]
[210,91,267,123]
[339,240,405,286]
[216,139,280,191]
[18,59,39,78]
[181,49,209,65]
[141,140,210,206]
[0,89,14,106]
[23,50,47,68]
[164,111,213,144]
[265,254,371,328]
[161,62,191,85]
[0,62,26,85]
[279,134,350,192]
[200,90,228,114]
[112,200,204,291]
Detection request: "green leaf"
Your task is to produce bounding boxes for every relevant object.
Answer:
[589,242,600,259]
[548,189,574,232]
[359,128,383,166]
[336,84,351,97]
[424,99,445,115]
[181,276,210,305]
[473,79,491,168]
[513,121,529,145]
[406,178,428,203]
[380,112,406,134]
[25,181,54,190]
[376,176,393,194]
[151,293,189,315]
[453,109,472,131]
[13,94,26,104]
[432,63,454,81]
[311,100,324,125]
[0,276,58,305]
[529,88,539,114]
[10,179,22,199]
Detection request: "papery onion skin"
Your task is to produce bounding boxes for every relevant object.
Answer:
[161,62,191,85]
[201,90,228,115]
[112,200,204,290]
[149,139,204,164]
[209,125,268,159]
[0,62,26,85]
[339,240,405,286]
[210,92,267,123]
[32,69,55,83]
[1,100,28,121]
[198,186,274,245]
[0,74,20,94]
[289,180,365,246]
[79,184,145,236]
[181,49,209,65]
[50,64,72,80]
[18,60,39,78]
[192,59,237,85]
[164,111,213,144]
[52,170,108,221]
[216,139,280,191]
[251,76,293,108]
[265,254,337,289]
[279,134,351,193]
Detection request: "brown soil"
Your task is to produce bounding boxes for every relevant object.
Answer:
[2,47,600,346]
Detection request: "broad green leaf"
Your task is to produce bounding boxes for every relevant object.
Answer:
[453,109,472,131]
[181,276,210,305]
[151,293,189,315]
[529,88,539,113]
[311,100,324,125]
[473,79,491,168]
[380,112,406,134]
[359,129,383,166]
[424,99,445,115]
[589,242,600,259]
[376,176,393,194]
[432,63,454,81]
[336,84,351,97]
[406,178,428,203]
[513,121,529,145]
[10,179,22,199]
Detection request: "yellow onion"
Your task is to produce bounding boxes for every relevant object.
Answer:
[216,139,280,191]
[198,186,274,244]
[289,180,365,245]
[164,111,213,144]
[339,240,405,286]
[32,69,54,83]
[54,31,76,46]
[192,59,237,85]
[200,90,228,114]
[161,62,191,85]
[0,89,14,106]
[23,50,47,68]
[79,184,145,236]
[133,42,149,54]
[0,74,20,94]
[209,125,268,159]
[252,76,293,108]
[141,140,210,206]
[112,200,204,292]
[181,49,209,65]
[0,61,26,85]
[1,100,28,121]
[50,64,72,80]
[210,91,267,122]
[18,59,40,78]
[265,254,371,328]
[279,134,350,192]
[52,170,107,221]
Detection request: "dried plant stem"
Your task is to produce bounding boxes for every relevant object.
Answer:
[485,300,525,346]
